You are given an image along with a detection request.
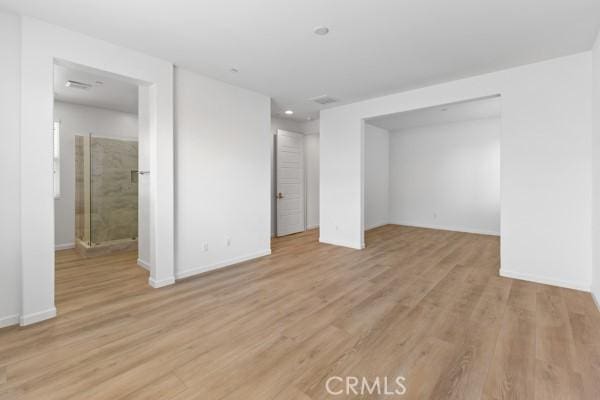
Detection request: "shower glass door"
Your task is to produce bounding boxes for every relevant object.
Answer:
[75,134,139,247]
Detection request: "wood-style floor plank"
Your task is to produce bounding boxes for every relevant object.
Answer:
[0,225,599,399]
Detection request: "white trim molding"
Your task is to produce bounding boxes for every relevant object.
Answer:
[55,243,75,251]
[592,292,600,312]
[0,314,20,329]
[148,276,176,288]
[176,249,272,280]
[137,259,150,271]
[500,269,590,292]
[19,307,57,326]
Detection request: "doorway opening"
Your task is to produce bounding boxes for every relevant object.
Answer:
[271,116,320,240]
[53,61,148,308]
[275,129,306,237]
[362,95,502,247]
[18,20,175,326]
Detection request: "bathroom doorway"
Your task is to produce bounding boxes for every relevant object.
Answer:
[53,61,149,307]
[18,21,174,326]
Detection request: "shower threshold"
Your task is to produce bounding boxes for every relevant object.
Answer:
[76,237,138,257]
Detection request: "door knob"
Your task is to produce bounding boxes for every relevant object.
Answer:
[277,192,284,199]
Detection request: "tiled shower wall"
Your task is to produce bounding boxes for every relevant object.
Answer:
[76,136,139,245]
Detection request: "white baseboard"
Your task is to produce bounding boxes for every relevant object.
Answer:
[500,269,590,292]
[319,237,363,250]
[137,258,150,271]
[306,224,320,230]
[55,242,75,251]
[390,221,500,236]
[175,249,272,280]
[148,276,175,288]
[365,222,388,231]
[0,314,20,329]
[592,291,600,312]
[19,307,57,326]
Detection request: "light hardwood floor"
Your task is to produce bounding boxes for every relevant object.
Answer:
[1,225,600,399]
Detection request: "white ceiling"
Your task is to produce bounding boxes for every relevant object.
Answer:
[2,0,599,120]
[366,96,502,131]
[53,64,138,114]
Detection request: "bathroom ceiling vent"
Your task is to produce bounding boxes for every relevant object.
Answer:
[310,95,337,105]
[65,80,93,90]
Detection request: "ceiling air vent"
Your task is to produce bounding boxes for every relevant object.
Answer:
[65,80,92,90]
[310,95,337,105]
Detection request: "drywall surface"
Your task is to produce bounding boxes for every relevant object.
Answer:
[305,133,320,229]
[175,68,271,278]
[20,16,174,325]
[592,30,600,305]
[321,52,592,290]
[0,11,21,327]
[389,118,501,235]
[53,101,138,248]
[364,124,390,230]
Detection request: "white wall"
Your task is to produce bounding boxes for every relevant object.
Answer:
[271,117,320,235]
[175,68,271,278]
[364,124,390,230]
[305,133,320,229]
[592,31,600,305]
[302,118,320,135]
[137,87,151,268]
[18,16,174,326]
[0,11,21,328]
[389,118,500,235]
[321,52,593,291]
[53,101,138,248]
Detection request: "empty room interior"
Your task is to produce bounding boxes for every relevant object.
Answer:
[1,1,600,399]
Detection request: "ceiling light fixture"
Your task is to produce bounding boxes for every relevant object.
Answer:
[230,67,239,73]
[284,110,294,115]
[313,26,330,36]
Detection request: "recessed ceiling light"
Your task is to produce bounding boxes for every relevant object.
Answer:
[284,110,294,115]
[313,26,330,36]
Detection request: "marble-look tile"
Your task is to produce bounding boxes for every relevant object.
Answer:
[88,137,139,244]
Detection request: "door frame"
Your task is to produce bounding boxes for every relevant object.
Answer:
[19,17,175,326]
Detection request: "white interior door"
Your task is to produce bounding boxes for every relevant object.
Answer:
[276,129,305,236]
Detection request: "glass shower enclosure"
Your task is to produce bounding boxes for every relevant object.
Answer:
[75,134,139,256]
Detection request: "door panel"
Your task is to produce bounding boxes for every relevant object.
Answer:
[276,129,305,236]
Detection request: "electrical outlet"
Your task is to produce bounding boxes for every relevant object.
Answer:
[202,242,208,252]
[433,212,437,219]
[226,237,231,247]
